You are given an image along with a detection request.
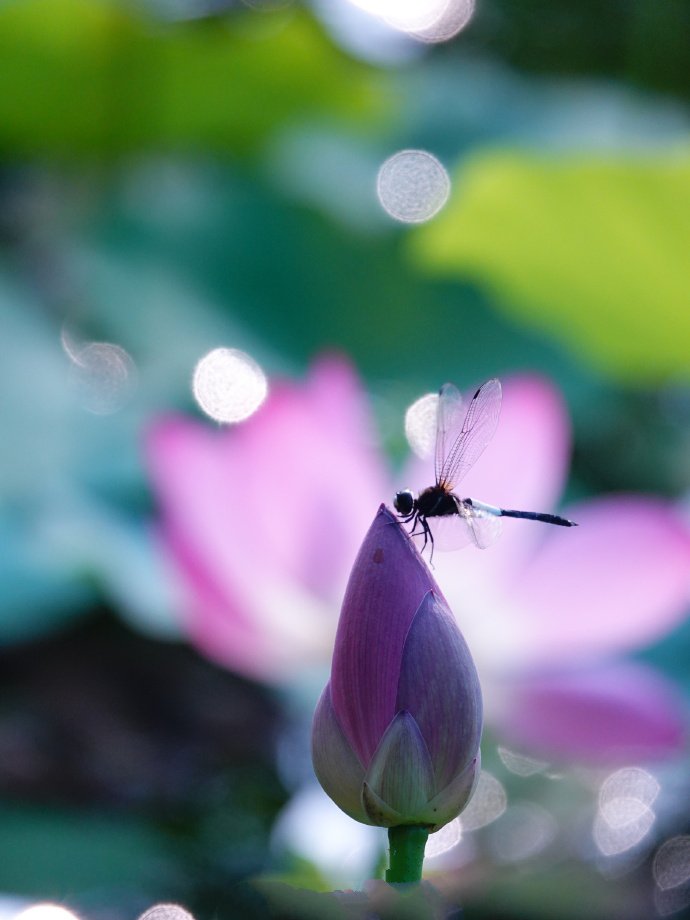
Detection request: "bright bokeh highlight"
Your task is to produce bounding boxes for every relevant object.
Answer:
[192,347,268,423]
[14,906,79,920]
[426,817,462,858]
[272,785,383,886]
[654,836,690,890]
[487,802,556,863]
[137,906,195,920]
[347,0,474,42]
[377,150,450,223]
[62,329,137,415]
[459,770,507,831]
[497,746,549,777]
[593,766,659,856]
[404,391,438,459]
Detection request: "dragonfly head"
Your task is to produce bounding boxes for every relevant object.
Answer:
[393,489,415,517]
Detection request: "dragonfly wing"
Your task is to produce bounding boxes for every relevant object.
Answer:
[418,508,502,552]
[439,378,502,488]
[465,505,503,549]
[434,383,464,484]
[422,514,476,552]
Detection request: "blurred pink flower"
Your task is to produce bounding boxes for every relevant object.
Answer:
[145,356,389,681]
[145,356,690,763]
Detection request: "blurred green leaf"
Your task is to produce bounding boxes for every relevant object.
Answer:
[0,804,174,893]
[465,0,690,101]
[412,150,690,382]
[73,160,586,392]
[0,0,389,156]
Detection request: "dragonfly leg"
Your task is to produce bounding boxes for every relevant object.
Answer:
[424,517,435,564]
[408,514,425,541]
[409,514,434,562]
[396,512,435,564]
[391,510,418,543]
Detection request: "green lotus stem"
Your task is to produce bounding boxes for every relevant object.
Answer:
[385,825,430,884]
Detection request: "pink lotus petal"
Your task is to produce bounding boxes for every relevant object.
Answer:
[146,418,279,676]
[159,519,273,677]
[496,661,686,764]
[146,416,255,588]
[147,359,388,600]
[307,354,382,457]
[227,358,389,599]
[145,359,391,680]
[513,496,690,665]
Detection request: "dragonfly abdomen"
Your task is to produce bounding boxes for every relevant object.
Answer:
[499,508,577,527]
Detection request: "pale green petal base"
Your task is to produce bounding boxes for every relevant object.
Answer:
[426,751,481,832]
[365,711,436,820]
[311,684,371,824]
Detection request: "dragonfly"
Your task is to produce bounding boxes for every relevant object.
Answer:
[394,378,577,555]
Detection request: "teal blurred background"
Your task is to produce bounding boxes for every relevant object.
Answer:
[1,1,690,918]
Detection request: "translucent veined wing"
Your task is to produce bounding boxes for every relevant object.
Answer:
[464,501,503,549]
[434,383,464,483]
[437,378,502,489]
[420,513,475,552]
[414,502,503,552]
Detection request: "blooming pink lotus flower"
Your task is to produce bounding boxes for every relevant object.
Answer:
[145,357,690,763]
[312,506,482,830]
[145,357,389,682]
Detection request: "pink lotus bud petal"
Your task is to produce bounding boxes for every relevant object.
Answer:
[312,505,483,830]
[396,591,482,790]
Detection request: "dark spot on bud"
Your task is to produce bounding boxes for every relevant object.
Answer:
[362,782,392,827]
[373,548,384,564]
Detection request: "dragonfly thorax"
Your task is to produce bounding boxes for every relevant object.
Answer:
[416,485,460,518]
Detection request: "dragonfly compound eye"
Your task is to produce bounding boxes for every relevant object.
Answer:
[394,490,415,516]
